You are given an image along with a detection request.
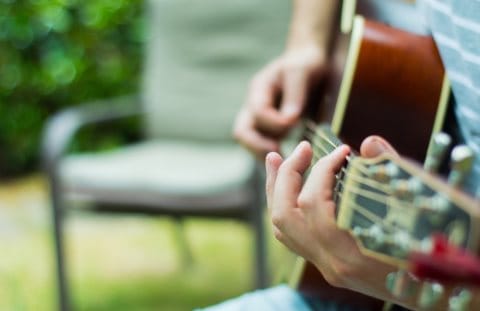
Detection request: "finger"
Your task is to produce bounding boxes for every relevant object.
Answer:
[254,109,295,138]
[236,127,280,159]
[249,67,297,137]
[272,223,306,257]
[272,225,296,252]
[265,152,283,207]
[273,141,313,211]
[360,136,399,158]
[233,111,280,158]
[300,145,351,203]
[249,81,292,137]
[280,69,309,120]
[248,74,279,113]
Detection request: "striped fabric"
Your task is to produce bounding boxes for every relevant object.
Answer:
[419,0,480,195]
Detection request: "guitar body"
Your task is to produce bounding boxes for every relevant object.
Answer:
[296,13,450,310]
[331,18,447,160]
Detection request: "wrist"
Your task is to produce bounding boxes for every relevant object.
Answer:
[286,23,328,53]
[282,44,327,68]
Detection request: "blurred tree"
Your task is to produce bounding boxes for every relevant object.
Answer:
[0,0,145,176]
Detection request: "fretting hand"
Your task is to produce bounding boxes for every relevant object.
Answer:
[266,136,404,300]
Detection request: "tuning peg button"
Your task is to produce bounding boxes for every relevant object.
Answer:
[418,281,444,308]
[449,288,472,311]
[368,163,400,183]
[425,132,452,173]
[415,195,450,225]
[391,178,423,201]
[386,270,418,299]
[448,145,475,188]
[352,225,386,251]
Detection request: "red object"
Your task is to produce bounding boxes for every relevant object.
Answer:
[298,14,446,309]
[410,234,480,286]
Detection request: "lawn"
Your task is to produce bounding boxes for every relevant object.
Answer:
[0,176,286,311]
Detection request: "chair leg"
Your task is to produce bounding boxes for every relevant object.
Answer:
[251,163,269,289]
[172,217,194,268]
[251,205,268,289]
[50,179,72,311]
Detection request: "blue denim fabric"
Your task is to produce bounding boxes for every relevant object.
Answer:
[196,285,364,311]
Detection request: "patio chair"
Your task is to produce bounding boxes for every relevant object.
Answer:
[41,0,290,310]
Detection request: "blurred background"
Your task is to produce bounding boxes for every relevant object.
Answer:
[0,0,143,176]
[0,0,290,310]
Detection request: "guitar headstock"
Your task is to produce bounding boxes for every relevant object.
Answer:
[336,149,480,269]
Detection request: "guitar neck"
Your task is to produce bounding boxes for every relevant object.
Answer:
[295,6,449,307]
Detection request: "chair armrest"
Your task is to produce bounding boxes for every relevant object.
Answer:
[41,95,143,172]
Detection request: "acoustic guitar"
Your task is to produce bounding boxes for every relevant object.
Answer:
[283,1,479,309]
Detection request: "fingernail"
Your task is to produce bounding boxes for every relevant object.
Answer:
[369,137,388,154]
[266,151,280,171]
[265,152,274,166]
[294,141,308,154]
[337,144,350,155]
[265,159,271,175]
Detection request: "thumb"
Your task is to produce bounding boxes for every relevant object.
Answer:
[280,71,309,120]
[360,136,399,158]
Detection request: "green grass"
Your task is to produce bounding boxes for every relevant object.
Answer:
[0,176,287,311]
[69,216,254,311]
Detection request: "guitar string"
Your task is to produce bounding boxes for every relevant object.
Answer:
[305,127,417,210]
[303,122,418,238]
[338,170,392,195]
[335,192,403,233]
[308,125,412,208]
[304,132,369,177]
[306,143,398,231]
[302,130,346,176]
[303,120,354,165]
[306,134,391,203]
[336,193,423,252]
[306,136,395,204]
[335,177,416,218]
[304,130,371,176]
[303,125,395,194]
[334,178,425,252]
[302,121,426,254]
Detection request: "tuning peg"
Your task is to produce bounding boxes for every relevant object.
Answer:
[352,225,387,250]
[448,145,475,188]
[391,177,423,201]
[424,132,452,173]
[415,194,451,225]
[418,281,444,308]
[368,162,400,183]
[449,288,472,311]
[385,270,418,299]
[446,220,467,246]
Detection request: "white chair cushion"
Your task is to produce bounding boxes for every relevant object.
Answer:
[60,140,257,208]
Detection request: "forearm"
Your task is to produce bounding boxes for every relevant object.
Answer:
[287,0,339,51]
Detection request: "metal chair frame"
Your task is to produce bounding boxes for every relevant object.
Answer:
[42,96,268,311]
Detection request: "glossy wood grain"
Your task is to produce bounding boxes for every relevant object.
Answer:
[339,19,445,161]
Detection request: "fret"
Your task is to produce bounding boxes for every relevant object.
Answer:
[337,155,360,230]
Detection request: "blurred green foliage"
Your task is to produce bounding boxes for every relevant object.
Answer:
[0,0,145,176]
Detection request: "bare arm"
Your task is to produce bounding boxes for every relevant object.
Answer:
[287,0,338,50]
[233,0,339,159]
